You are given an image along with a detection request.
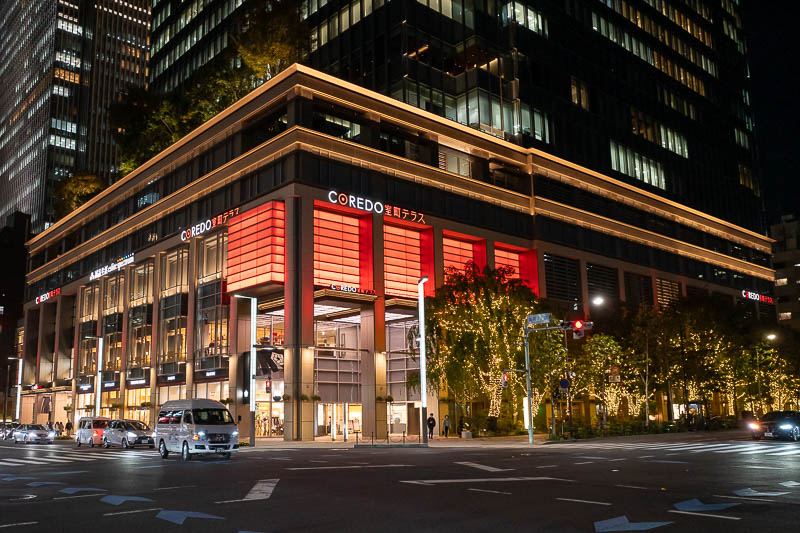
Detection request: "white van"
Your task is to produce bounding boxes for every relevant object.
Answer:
[75,417,111,447]
[154,399,239,461]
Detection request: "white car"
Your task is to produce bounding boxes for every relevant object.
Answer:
[12,424,55,444]
[154,399,239,461]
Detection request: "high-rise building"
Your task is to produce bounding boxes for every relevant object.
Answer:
[149,0,248,94]
[0,0,150,233]
[306,0,763,232]
[771,215,800,330]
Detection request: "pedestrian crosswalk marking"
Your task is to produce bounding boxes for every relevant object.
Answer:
[545,440,799,459]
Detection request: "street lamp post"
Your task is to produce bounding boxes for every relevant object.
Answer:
[522,327,534,445]
[234,295,258,447]
[85,336,104,417]
[4,358,20,422]
[417,277,428,444]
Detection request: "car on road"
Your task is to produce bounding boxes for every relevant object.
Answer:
[103,419,154,449]
[12,424,55,444]
[749,411,800,441]
[155,399,239,461]
[1,422,19,440]
[75,416,110,447]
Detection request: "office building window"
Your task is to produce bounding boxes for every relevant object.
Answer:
[571,76,590,111]
[609,140,666,190]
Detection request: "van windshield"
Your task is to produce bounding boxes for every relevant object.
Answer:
[192,408,234,425]
[92,420,108,429]
[127,421,149,431]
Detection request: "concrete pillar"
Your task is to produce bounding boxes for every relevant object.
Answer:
[432,226,445,289]
[360,305,387,439]
[149,255,162,426]
[120,266,131,416]
[96,277,105,412]
[579,258,589,317]
[228,299,241,427]
[535,247,547,299]
[36,301,57,386]
[283,195,315,441]
[185,238,198,399]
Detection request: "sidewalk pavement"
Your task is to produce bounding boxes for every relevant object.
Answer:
[245,429,749,449]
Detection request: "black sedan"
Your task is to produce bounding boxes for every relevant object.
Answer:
[750,411,800,441]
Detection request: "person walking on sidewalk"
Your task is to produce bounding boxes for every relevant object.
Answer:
[427,414,436,440]
[65,420,73,436]
[442,415,450,438]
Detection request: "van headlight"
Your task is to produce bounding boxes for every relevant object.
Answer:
[193,431,206,441]
[779,424,793,430]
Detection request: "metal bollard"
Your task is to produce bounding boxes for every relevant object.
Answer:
[402,431,406,445]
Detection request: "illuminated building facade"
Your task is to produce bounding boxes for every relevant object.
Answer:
[19,66,773,439]
[0,0,150,233]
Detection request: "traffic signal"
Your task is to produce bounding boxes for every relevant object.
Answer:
[572,319,585,339]
[265,378,272,394]
[502,371,510,388]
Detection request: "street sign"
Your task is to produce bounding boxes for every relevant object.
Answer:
[559,379,570,389]
[609,366,621,383]
[526,313,551,326]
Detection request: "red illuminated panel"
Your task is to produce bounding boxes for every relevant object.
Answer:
[495,248,522,280]
[227,202,285,292]
[314,209,360,287]
[384,225,423,298]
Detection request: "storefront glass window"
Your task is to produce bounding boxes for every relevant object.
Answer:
[102,272,124,371]
[78,284,99,376]
[196,233,229,370]
[314,320,361,403]
[158,248,188,374]
[128,262,153,369]
[125,387,151,421]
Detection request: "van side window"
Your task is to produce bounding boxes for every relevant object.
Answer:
[184,411,193,424]
[158,411,169,423]
[169,410,183,424]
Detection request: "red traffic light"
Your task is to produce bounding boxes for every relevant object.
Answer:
[573,320,584,330]
[502,371,510,388]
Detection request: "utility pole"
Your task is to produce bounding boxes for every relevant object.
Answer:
[3,363,9,422]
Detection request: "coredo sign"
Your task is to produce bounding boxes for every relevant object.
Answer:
[741,290,773,305]
[329,283,376,296]
[35,287,61,304]
[181,207,240,241]
[328,190,384,214]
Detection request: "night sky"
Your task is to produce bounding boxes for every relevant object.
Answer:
[742,1,800,226]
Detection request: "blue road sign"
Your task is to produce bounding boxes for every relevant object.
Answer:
[101,495,154,506]
[594,516,671,532]
[59,487,107,494]
[526,313,551,326]
[674,499,738,512]
[559,379,570,389]
[156,510,225,526]
[27,482,65,487]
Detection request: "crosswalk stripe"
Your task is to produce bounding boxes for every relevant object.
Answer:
[712,445,769,453]
[687,444,742,452]
[2,458,48,464]
[20,457,73,463]
[767,448,800,456]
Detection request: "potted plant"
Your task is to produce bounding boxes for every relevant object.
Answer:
[385,395,394,403]
[376,396,385,402]
[299,393,310,401]
[140,401,153,408]
[311,394,322,402]
[84,404,95,411]
[273,395,282,402]
[219,398,233,405]
[281,394,291,401]
[63,405,73,412]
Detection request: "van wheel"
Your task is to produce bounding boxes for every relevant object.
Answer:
[159,440,169,459]
[103,438,110,448]
[122,438,129,449]
[181,442,192,462]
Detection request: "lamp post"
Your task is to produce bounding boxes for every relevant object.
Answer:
[417,276,428,444]
[85,336,104,417]
[234,294,257,447]
[757,333,777,415]
[5,357,21,422]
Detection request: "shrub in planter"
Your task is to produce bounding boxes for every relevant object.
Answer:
[311,395,322,402]
[299,394,310,401]
[273,395,282,402]
[385,395,394,403]
[281,394,291,401]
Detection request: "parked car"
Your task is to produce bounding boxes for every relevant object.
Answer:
[75,417,110,447]
[154,399,239,461]
[0,422,19,440]
[103,419,154,449]
[12,424,54,444]
[749,411,800,441]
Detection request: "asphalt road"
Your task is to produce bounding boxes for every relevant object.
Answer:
[0,432,798,532]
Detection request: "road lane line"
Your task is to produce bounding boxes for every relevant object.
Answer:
[712,494,778,502]
[0,522,38,529]
[0,458,47,465]
[287,464,412,470]
[668,510,740,520]
[52,493,106,500]
[103,508,163,516]
[400,476,574,485]
[468,488,511,495]
[21,457,73,463]
[615,485,650,490]
[739,465,783,470]
[556,497,611,506]
[454,462,512,472]
[153,485,196,491]
[574,461,594,465]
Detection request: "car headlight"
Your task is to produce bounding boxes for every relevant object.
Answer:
[748,423,759,430]
[232,430,239,437]
[48,432,55,438]
[127,431,138,439]
[779,424,793,430]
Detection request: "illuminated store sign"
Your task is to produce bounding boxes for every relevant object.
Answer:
[35,287,61,304]
[90,253,134,281]
[327,191,426,223]
[129,379,146,386]
[180,207,240,241]
[329,284,376,296]
[741,289,773,305]
[328,190,384,214]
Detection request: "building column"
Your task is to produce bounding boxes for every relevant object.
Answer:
[227,299,241,426]
[119,266,131,416]
[283,195,315,441]
[96,278,105,413]
[432,226,445,289]
[185,238,199,399]
[149,255,162,426]
[579,259,590,318]
[535,247,547,299]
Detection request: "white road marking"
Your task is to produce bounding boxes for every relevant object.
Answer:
[668,510,740,520]
[103,508,163,516]
[739,465,783,470]
[574,461,594,465]
[713,494,778,503]
[0,522,38,529]
[615,484,650,490]
[52,493,106,500]
[287,464,412,470]
[215,478,279,503]
[556,497,611,506]
[536,465,558,469]
[400,476,574,486]
[468,488,511,495]
[712,445,768,454]
[1,458,45,465]
[767,448,800,456]
[454,461,512,472]
[153,485,196,491]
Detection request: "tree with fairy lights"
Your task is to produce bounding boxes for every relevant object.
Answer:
[425,262,552,423]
